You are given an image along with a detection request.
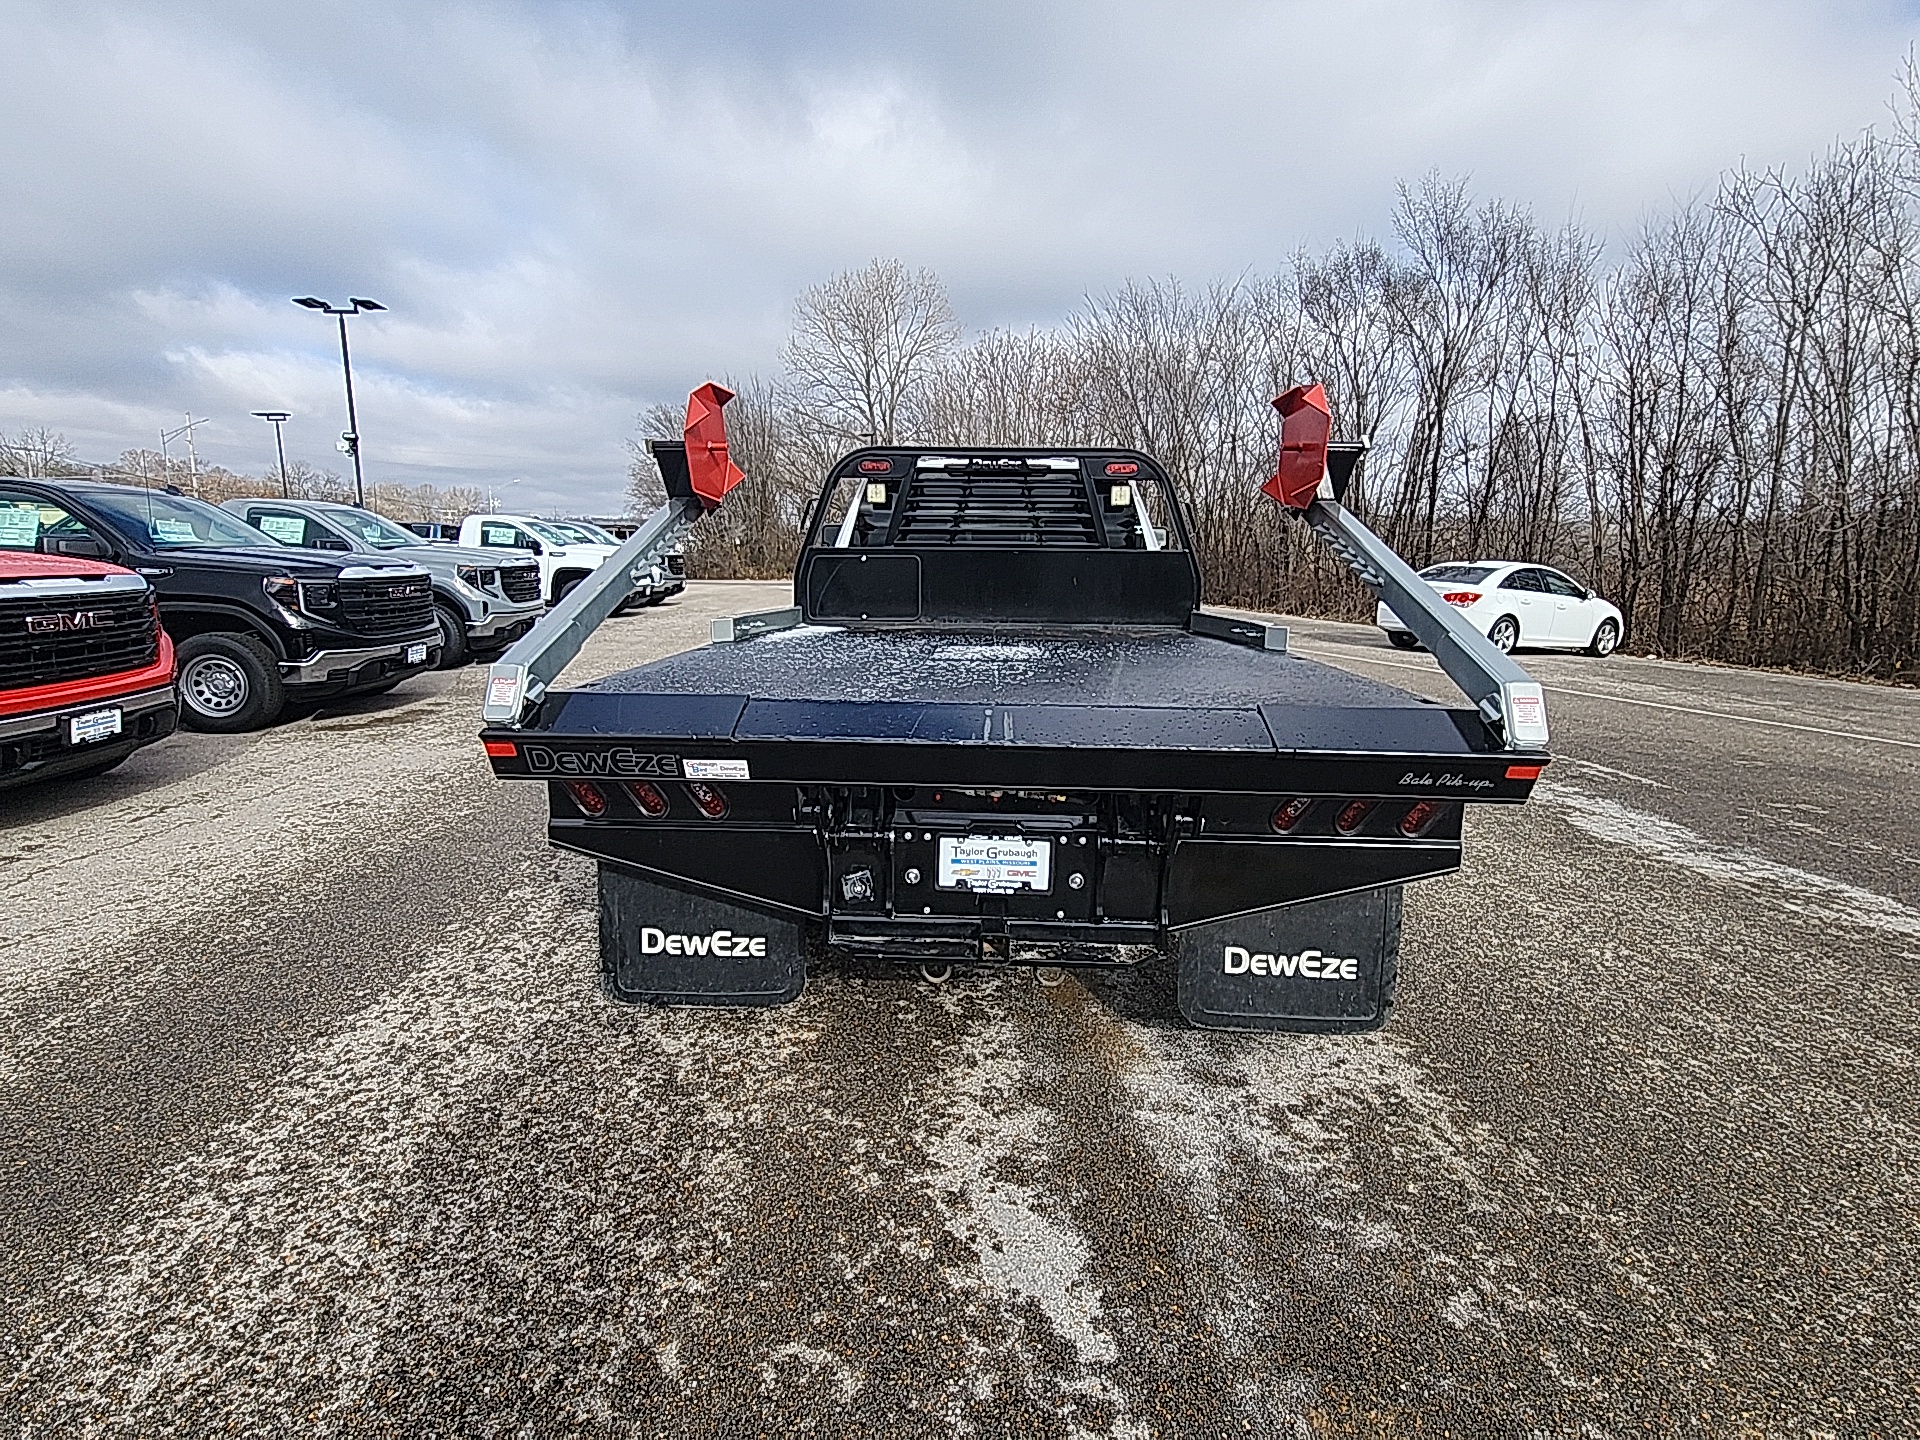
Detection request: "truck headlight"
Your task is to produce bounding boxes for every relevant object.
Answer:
[456,565,496,590]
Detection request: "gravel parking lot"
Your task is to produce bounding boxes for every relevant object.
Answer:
[3,580,1916,1436]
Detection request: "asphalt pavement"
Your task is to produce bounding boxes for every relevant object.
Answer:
[2,582,1916,1436]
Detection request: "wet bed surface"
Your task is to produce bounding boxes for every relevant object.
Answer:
[2,582,1916,1436]
[564,623,1489,758]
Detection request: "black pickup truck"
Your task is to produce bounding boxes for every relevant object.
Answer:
[0,479,440,731]
[480,386,1551,1031]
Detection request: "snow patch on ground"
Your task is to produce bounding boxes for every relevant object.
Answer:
[1543,781,1920,944]
[917,1014,1147,1438]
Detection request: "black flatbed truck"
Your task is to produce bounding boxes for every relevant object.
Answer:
[481,385,1551,1032]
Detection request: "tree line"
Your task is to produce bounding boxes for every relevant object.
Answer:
[640,93,1920,683]
[1,428,491,527]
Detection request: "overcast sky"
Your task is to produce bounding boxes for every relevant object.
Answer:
[3,0,1916,514]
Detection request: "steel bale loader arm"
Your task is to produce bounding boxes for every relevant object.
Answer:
[480,380,1550,1033]
[481,381,744,729]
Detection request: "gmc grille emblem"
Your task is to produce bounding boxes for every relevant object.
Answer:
[26,611,113,633]
[387,584,428,598]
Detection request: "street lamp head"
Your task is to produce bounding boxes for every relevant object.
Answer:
[349,297,386,312]
[292,296,329,310]
[252,410,292,422]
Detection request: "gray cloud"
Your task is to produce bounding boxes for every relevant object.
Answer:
[1,0,1913,512]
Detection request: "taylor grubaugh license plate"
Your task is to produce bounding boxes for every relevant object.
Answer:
[405,643,428,665]
[69,707,123,745]
[937,835,1052,893]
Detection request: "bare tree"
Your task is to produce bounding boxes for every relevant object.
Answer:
[785,259,960,447]
[0,427,81,477]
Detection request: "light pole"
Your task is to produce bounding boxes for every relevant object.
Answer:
[292,295,385,506]
[252,410,293,497]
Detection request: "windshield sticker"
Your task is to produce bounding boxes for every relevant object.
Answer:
[255,515,307,545]
[0,509,41,547]
[152,518,197,542]
[484,526,520,546]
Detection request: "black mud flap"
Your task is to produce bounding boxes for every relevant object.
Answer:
[1174,886,1402,1033]
[599,863,807,1008]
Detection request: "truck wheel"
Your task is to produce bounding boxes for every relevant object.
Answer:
[1487,616,1520,653]
[177,634,284,732]
[433,603,469,669]
[1587,618,1620,657]
[1387,631,1419,650]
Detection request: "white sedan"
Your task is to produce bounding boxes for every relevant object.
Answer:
[1376,561,1625,656]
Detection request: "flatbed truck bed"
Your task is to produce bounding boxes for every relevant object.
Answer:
[482,383,1550,1032]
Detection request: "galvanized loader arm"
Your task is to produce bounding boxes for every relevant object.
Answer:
[1268,385,1551,752]
[481,383,745,728]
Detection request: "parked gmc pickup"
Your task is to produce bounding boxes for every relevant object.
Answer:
[0,550,177,790]
[0,480,439,732]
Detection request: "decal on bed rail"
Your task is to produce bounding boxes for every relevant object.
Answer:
[522,745,680,777]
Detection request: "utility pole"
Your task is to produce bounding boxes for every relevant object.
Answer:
[159,415,206,495]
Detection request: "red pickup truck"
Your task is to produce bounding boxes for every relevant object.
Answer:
[1,551,178,790]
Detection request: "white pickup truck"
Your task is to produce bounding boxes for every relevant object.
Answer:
[456,514,662,609]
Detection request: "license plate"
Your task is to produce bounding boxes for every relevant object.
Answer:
[405,643,428,665]
[937,835,1052,893]
[69,707,123,745]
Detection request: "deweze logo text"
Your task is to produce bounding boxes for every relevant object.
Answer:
[1223,945,1359,981]
[640,927,768,958]
[521,746,678,777]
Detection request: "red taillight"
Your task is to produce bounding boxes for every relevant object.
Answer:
[859,458,891,473]
[564,780,607,817]
[685,782,729,819]
[626,781,669,818]
[1399,800,1442,837]
[1270,797,1313,833]
[483,739,517,758]
[1104,461,1139,476]
[1441,591,1481,606]
[1334,800,1374,835]
[1505,764,1543,781]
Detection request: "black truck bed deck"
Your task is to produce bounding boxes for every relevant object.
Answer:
[525,623,1530,800]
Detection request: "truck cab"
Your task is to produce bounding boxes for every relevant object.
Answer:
[220,498,546,668]
[456,514,657,610]
[0,549,178,789]
[0,480,440,732]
